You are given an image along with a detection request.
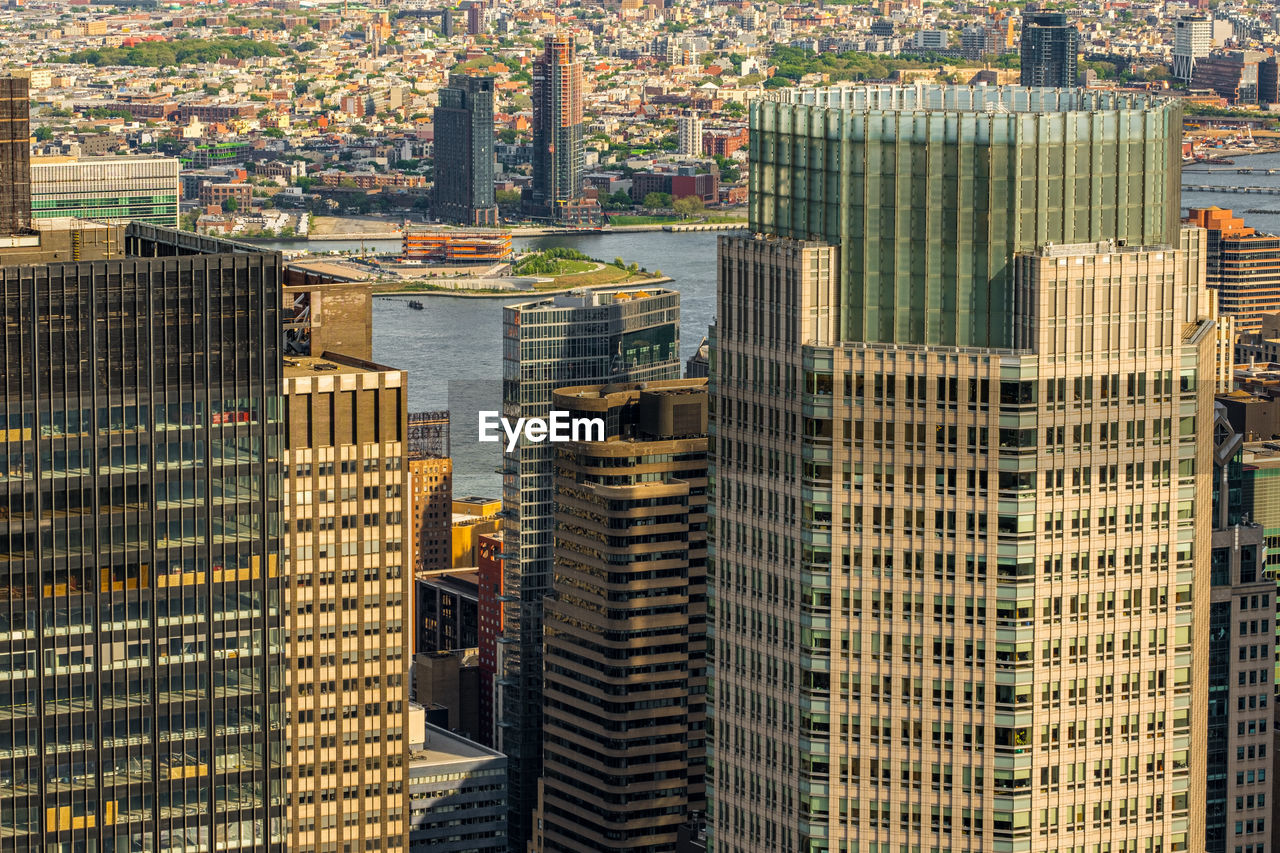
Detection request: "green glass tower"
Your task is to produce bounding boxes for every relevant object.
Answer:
[749,86,1183,347]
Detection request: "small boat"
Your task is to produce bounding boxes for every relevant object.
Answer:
[407,300,424,310]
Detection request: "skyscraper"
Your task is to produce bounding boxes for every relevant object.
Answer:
[748,86,1182,348]
[433,75,498,228]
[1206,403,1274,853]
[531,379,708,853]
[282,351,409,853]
[500,289,682,852]
[711,86,1212,853]
[0,74,31,235]
[1187,207,1280,336]
[0,220,285,851]
[1020,13,1080,88]
[527,35,585,222]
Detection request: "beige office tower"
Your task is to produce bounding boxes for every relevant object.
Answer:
[710,226,1216,853]
[282,353,410,853]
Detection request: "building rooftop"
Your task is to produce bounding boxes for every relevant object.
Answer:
[510,286,677,311]
[282,353,398,378]
[0,221,270,268]
[422,569,480,597]
[410,718,505,765]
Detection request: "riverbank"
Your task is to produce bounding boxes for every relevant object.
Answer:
[301,214,747,241]
[372,274,674,299]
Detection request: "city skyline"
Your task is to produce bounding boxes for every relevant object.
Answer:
[16,3,1280,849]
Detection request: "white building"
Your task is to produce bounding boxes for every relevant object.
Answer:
[1174,15,1212,82]
[678,112,704,158]
[912,29,948,50]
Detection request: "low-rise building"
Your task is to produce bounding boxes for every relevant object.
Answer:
[30,155,180,227]
[407,709,507,853]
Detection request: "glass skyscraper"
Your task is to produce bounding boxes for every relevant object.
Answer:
[0,221,285,852]
[748,86,1182,348]
[711,86,1214,853]
[499,289,681,852]
[1020,13,1080,89]
[433,75,498,228]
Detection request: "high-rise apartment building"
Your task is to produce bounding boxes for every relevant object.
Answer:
[500,288,682,852]
[0,220,286,851]
[1187,207,1280,337]
[281,352,409,853]
[0,74,30,235]
[711,86,1212,853]
[433,75,498,228]
[531,379,709,853]
[30,156,181,227]
[678,113,704,158]
[1206,403,1274,853]
[1019,13,1079,88]
[527,35,586,222]
[1174,16,1213,82]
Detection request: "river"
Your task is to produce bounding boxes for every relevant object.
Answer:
[279,231,722,496]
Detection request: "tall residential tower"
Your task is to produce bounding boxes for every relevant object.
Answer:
[433,75,498,228]
[527,35,585,222]
[1020,13,1080,88]
[711,86,1211,853]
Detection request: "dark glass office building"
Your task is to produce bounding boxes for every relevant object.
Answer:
[433,75,498,228]
[1020,12,1079,88]
[0,221,285,852]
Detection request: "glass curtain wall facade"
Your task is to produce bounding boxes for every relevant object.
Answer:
[499,289,681,853]
[748,86,1183,348]
[433,76,498,228]
[0,223,285,852]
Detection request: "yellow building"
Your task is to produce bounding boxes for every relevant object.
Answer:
[451,496,501,568]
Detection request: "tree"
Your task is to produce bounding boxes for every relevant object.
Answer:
[606,189,632,209]
[642,192,671,210]
[673,196,705,218]
[222,197,239,213]
[34,126,53,142]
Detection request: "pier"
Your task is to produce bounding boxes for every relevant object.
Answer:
[1183,185,1280,195]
